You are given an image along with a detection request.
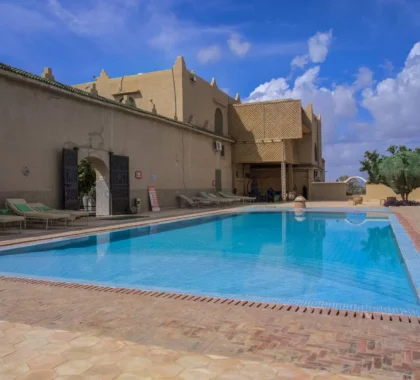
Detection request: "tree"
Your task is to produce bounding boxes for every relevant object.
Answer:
[337,175,349,182]
[360,150,382,184]
[360,145,419,184]
[387,145,409,154]
[346,178,366,195]
[78,159,96,196]
[379,151,420,200]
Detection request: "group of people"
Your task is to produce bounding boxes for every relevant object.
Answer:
[245,177,307,203]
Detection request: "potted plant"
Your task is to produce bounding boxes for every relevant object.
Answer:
[88,187,96,211]
[78,159,96,211]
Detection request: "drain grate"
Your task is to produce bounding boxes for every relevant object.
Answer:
[0,275,418,324]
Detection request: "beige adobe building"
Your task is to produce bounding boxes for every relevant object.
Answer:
[73,56,238,136]
[229,100,325,200]
[0,57,324,215]
[73,57,325,200]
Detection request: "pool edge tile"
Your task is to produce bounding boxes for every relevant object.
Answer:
[389,214,420,304]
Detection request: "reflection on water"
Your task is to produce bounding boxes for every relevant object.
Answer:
[0,211,417,311]
[293,209,306,222]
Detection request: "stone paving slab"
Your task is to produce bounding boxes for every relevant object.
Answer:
[0,280,419,379]
[0,320,377,380]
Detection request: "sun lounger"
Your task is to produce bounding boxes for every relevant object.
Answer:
[219,191,255,202]
[178,194,213,208]
[226,191,256,200]
[194,196,219,206]
[0,214,25,233]
[199,192,233,206]
[224,192,256,202]
[197,192,224,206]
[29,203,89,225]
[209,193,236,204]
[6,199,74,229]
[217,192,245,203]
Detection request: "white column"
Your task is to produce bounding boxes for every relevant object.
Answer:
[288,163,294,192]
[281,162,287,201]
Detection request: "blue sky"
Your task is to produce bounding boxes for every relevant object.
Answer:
[1,0,420,180]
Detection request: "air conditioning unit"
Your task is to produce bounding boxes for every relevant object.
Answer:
[213,141,223,151]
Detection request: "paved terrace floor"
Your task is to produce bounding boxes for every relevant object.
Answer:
[1,202,420,379]
[0,320,367,380]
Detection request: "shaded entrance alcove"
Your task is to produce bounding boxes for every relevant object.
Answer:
[78,152,110,217]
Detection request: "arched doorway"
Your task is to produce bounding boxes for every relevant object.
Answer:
[78,152,110,217]
[344,176,367,196]
[214,108,223,135]
[87,156,110,216]
[344,176,367,184]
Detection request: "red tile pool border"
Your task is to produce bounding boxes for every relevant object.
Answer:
[0,275,419,324]
[396,213,420,252]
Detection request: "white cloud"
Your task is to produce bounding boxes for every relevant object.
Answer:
[35,0,238,59]
[291,54,309,68]
[290,30,332,71]
[1,0,303,66]
[323,141,372,180]
[379,59,394,76]
[407,42,420,60]
[353,66,374,90]
[0,3,55,33]
[47,0,135,38]
[333,85,358,118]
[0,2,58,59]
[327,43,420,177]
[227,33,251,57]
[247,77,289,102]
[148,11,234,53]
[361,42,420,140]
[308,29,333,63]
[197,45,222,64]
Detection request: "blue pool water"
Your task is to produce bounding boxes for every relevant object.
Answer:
[0,211,419,313]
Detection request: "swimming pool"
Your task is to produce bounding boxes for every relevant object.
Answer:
[1,211,419,315]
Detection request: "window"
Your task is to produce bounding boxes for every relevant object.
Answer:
[221,144,225,157]
[314,143,318,162]
[119,96,136,107]
[127,96,136,107]
[214,108,223,135]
